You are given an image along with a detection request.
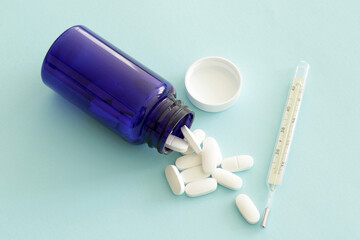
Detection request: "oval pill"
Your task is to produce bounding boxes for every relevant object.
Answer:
[216,154,222,167]
[192,129,206,144]
[201,137,222,174]
[165,135,189,153]
[212,168,242,190]
[175,154,202,171]
[165,165,185,195]
[235,194,260,224]
[181,146,194,155]
[181,126,202,154]
[180,165,210,184]
[185,178,217,197]
[181,129,206,155]
[221,155,254,172]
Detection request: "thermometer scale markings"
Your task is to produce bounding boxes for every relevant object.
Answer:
[261,61,309,228]
[268,78,304,187]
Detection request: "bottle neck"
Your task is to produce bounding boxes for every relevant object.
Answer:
[144,96,194,154]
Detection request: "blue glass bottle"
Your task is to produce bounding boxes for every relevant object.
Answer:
[41,26,194,154]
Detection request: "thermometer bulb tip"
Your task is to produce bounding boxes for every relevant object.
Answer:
[261,207,270,228]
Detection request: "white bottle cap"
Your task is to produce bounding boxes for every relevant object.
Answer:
[185,56,242,112]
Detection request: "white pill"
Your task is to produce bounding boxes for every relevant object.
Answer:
[185,178,217,197]
[201,137,222,174]
[192,129,206,144]
[221,155,254,172]
[165,134,189,153]
[165,165,185,195]
[212,168,243,190]
[181,129,206,155]
[235,194,260,224]
[181,146,194,155]
[180,166,210,184]
[175,154,202,171]
[216,155,222,167]
[181,126,202,154]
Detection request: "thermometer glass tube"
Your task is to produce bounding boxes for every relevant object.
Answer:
[261,61,310,228]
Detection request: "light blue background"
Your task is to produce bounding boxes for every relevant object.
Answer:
[1,0,359,239]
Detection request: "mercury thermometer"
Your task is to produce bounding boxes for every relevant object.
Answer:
[261,61,310,228]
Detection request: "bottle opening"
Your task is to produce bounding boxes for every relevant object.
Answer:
[144,97,194,154]
[162,111,194,154]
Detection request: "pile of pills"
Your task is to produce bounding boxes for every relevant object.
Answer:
[164,126,261,224]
